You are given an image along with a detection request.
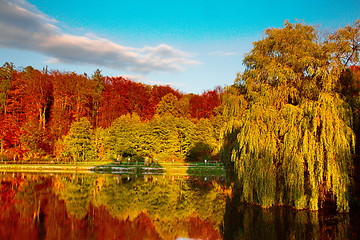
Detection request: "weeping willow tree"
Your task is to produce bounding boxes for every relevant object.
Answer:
[221,21,359,211]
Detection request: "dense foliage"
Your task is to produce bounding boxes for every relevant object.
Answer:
[221,20,360,211]
[0,66,222,162]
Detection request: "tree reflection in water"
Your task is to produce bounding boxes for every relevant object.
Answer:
[0,173,225,240]
[222,196,359,240]
[0,172,357,239]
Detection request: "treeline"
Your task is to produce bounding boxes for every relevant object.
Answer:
[0,65,222,162]
[221,20,360,211]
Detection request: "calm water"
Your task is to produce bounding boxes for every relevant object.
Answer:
[0,172,358,240]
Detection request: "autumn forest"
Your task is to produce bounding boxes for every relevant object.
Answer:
[1,20,360,212]
[0,63,223,163]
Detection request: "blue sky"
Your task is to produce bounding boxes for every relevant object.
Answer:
[0,0,359,93]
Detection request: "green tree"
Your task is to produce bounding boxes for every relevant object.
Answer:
[156,93,189,118]
[149,114,181,161]
[173,117,195,159]
[60,117,96,162]
[0,62,14,115]
[103,113,149,161]
[91,69,104,126]
[188,118,218,161]
[156,93,178,116]
[222,21,356,211]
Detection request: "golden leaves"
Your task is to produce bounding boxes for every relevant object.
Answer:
[221,20,359,211]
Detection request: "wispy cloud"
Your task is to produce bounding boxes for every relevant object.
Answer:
[208,51,238,56]
[122,74,147,82]
[0,0,199,73]
[146,79,186,87]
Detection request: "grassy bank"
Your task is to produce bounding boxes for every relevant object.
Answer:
[0,161,112,173]
[0,161,225,176]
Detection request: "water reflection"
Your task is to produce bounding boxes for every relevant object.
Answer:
[0,172,225,240]
[0,172,357,239]
[222,196,358,240]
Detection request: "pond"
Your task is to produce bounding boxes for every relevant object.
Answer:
[0,171,358,239]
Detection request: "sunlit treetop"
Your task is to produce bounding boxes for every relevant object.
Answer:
[237,20,360,106]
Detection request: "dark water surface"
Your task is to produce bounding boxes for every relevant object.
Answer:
[0,172,358,239]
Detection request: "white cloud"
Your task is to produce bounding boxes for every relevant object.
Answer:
[208,51,238,56]
[122,74,147,82]
[0,0,200,73]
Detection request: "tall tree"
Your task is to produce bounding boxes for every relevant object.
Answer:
[221,21,357,211]
[49,71,97,140]
[1,69,27,159]
[91,69,105,127]
[149,114,182,161]
[0,62,15,154]
[0,62,14,115]
[19,67,53,157]
[102,113,148,161]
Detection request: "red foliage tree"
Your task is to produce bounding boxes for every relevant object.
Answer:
[0,70,26,158]
[150,85,182,106]
[189,89,221,119]
[98,77,153,127]
[18,67,53,154]
[49,71,98,140]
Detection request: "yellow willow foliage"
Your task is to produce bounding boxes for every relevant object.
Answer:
[223,91,354,211]
[220,86,249,165]
[221,21,360,211]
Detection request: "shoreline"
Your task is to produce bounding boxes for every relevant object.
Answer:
[0,164,95,174]
[0,162,225,176]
